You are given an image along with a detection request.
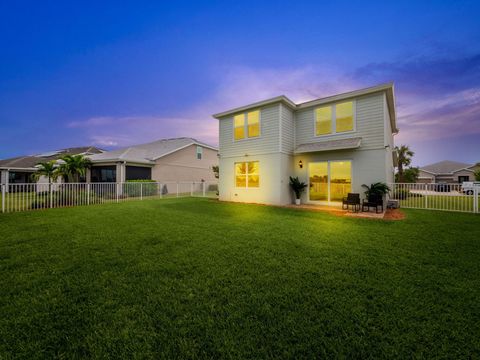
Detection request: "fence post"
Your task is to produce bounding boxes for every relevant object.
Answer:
[191,182,194,197]
[140,183,143,201]
[203,182,206,197]
[116,183,119,203]
[87,183,90,205]
[159,183,163,199]
[424,184,428,209]
[474,187,479,214]
[176,182,179,197]
[1,184,5,213]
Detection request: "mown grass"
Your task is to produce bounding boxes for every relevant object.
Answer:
[1,198,479,358]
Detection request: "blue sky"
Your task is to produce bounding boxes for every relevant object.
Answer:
[1,0,479,166]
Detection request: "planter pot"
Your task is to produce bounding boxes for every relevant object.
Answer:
[295,198,301,205]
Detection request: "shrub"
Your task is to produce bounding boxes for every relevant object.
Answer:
[124,180,158,197]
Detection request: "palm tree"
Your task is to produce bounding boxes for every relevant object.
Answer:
[31,161,59,186]
[57,154,92,183]
[395,145,414,183]
[31,161,59,208]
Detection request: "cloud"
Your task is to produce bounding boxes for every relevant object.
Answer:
[67,52,480,160]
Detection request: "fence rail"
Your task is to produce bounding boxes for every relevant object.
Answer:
[1,181,218,213]
[388,183,479,213]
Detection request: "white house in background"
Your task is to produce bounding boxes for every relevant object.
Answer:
[213,83,398,206]
[86,137,218,183]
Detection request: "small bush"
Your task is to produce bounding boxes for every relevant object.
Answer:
[124,180,158,197]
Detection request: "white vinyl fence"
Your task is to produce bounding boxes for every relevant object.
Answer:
[388,183,479,213]
[1,181,218,213]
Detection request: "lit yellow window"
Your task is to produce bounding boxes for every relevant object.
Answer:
[247,161,259,187]
[315,106,332,135]
[235,161,259,188]
[234,114,245,140]
[336,101,353,132]
[235,162,246,187]
[247,110,260,138]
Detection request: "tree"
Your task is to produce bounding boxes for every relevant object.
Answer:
[475,169,480,181]
[395,145,414,182]
[31,161,60,208]
[31,161,59,186]
[57,154,92,183]
[395,167,419,183]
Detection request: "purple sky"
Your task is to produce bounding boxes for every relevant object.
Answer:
[1,1,479,166]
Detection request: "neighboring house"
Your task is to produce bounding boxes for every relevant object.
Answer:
[0,146,103,189]
[213,83,398,206]
[86,137,218,183]
[418,161,480,183]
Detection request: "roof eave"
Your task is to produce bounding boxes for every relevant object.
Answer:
[212,95,296,119]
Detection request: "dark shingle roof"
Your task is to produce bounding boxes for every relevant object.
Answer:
[0,146,104,169]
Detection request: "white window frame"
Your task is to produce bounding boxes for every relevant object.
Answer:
[196,146,203,160]
[314,100,356,137]
[233,110,261,142]
[307,160,353,203]
[234,161,260,188]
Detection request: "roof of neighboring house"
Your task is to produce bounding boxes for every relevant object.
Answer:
[295,137,362,154]
[88,137,218,165]
[212,82,398,133]
[420,160,474,175]
[0,146,104,170]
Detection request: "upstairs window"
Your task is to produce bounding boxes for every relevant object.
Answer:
[235,161,259,188]
[234,110,260,140]
[335,102,354,133]
[315,101,354,136]
[196,146,203,160]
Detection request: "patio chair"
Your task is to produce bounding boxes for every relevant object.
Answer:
[342,193,360,212]
[362,194,384,213]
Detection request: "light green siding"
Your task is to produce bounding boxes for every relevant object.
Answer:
[280,104,295,154]
[295,93,385,150]
[218,104,280,158]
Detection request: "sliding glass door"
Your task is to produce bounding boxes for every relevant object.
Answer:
[309,161,352,203]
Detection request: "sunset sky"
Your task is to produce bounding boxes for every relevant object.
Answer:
[1,0,479,166]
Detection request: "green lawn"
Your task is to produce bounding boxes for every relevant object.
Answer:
[399,194,477,212]
[1,198,479,358]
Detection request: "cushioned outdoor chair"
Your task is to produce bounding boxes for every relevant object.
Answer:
[362,194,384,213]
[342,193,360,212]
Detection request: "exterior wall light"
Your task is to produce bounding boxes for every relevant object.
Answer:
[298,160,303,169]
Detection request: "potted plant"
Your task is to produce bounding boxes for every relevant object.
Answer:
[361,182,390,200]
[289,176,307,205]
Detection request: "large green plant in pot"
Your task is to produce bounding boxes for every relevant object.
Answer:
[361,182,390,199]
[289,176,307,205]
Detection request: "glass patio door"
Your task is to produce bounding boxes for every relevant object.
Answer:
[309,161,352,202]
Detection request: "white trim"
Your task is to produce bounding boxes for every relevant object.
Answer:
[234,160,260,189]
[307,160,353,204]
[232,109,262,143]
[279,104,283,153]
[313,100,356,138]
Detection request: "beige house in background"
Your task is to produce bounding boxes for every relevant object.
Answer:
[214,83,398,206]
[87,137,218,183]
[418,160,480,184]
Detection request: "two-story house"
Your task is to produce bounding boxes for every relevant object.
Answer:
[213,83,398,206]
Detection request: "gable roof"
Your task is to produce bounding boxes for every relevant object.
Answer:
[0,146,104,170]
[212,82,398,133]
[88,137,218,164]
[420,160,473,175]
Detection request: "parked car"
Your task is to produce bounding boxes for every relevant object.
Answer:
[461,182,480,195]
[434,183,451,192]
